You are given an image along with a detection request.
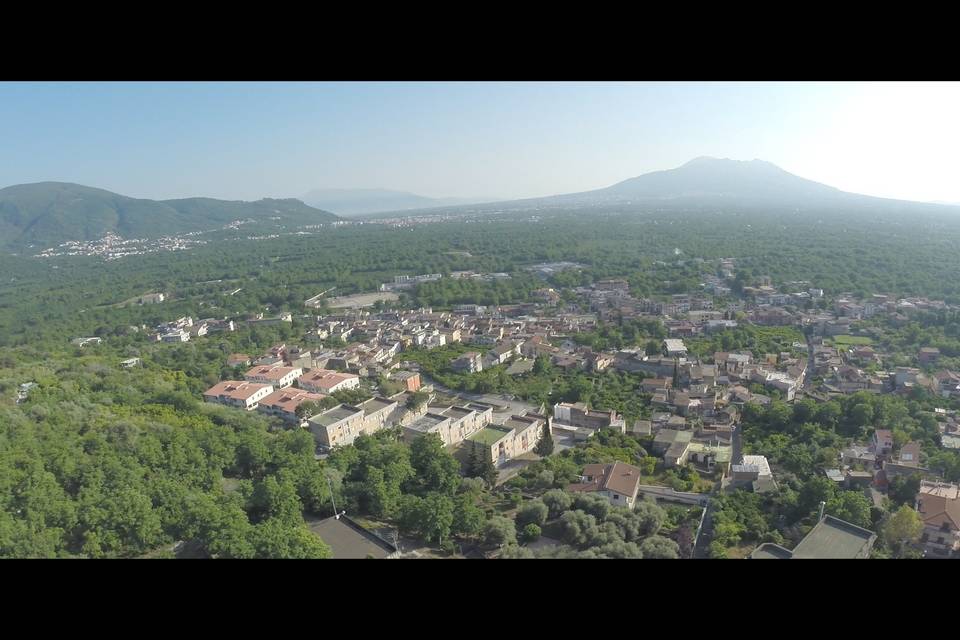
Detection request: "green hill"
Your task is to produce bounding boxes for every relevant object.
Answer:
[0,182,339,250]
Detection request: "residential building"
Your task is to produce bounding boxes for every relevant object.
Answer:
[227,353,252,367]
[203,381,274,410]
[466,414,545,467]
[402,403,494,447]
[871,429,894,456]
[257,388,328,424]
[297,369,361,394]
[244,364,303,389]
[552,402,625,435]
[915,481,960,557]
[663,339,688,358]
[451,351,484,374]
[307,396,398,449]
[567,462,643,510]
[389,370,422,392]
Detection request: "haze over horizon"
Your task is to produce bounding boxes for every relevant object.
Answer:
[2,81,959,204]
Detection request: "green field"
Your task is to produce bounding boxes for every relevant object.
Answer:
[829,335,873,346]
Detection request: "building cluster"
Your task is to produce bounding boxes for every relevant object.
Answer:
[147,315,236,343]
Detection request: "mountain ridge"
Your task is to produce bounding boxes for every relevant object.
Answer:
[0,182,339,250]
[300,187,501,216]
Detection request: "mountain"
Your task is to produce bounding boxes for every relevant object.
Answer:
[595,157,845,202]
[300,188,500,216]
[426,157,960,218]
[0,182,339,250]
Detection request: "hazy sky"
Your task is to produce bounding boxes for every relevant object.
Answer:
[1,81,959,203]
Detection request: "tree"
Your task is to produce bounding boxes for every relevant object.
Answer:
[542,489,573,518]
[452,495,486,540]
[417,493,455,546]
[825,490,872,529]
[520,523,542,544]
[888,474,922,508]
[882,505,923,558]
[639,535,680,559]
[533,355,553,376]
[483,516,517,547]
[534,422,554,457]
[409,434,461,495]
[468,446,499,488]
[515,500,549,528]
[406,391,429,412]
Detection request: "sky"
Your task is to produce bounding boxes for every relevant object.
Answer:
[1,81,959,203]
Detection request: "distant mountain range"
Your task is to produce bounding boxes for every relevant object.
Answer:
[300,188,501,216]
[500,157,959,212]
[388,157,960,218]
[0,182,339,250]
[5,159,958,251]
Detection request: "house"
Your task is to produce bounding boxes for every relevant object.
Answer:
[389,370,421,392]
[726,455,778,493]
[871,429,894,456]
[663,339,688,358]
[203,381,274,410]
[244,364,303,390]
[71,337,103,347]
[139,292,165,304]
[915,481,960,557]
[919,347,941,366]
[297,369,361,394]
[467,414,545,467]
[160,329,191,343]
[451,352,484,374]
[750,515,876,559]
[402,403,494,447]
[227,353,252,367]
[257,388,328,424]
[120,357,141,369]
[841,445,876,469]
[652,429,694,467]
[567,462,643,510]
[485,340,522,366]
[307,396,398,449]
[551,402,625,435]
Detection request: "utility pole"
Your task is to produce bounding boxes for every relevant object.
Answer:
[326,474,344,520]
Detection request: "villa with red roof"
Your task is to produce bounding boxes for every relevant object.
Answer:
[297,369,360,394]
[203,381,274,410]
[244,363,303,389]
[257,388,328,423]
[567,461,643,509]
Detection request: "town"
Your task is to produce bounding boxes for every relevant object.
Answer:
[54,254,955,559]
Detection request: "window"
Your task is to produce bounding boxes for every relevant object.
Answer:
[613,494,619,500]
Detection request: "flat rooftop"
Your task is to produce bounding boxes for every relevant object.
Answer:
[309,516,396,559]
[469,425,512,446]
[310,404,362,426]
[406,413,449,433]
[361,397,397,416]
[790,516,876,559]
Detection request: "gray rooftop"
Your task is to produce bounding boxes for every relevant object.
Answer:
[406,413,450,433]
[310,404,362,427]
[309,516,397,559]
[790,516,876,559]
